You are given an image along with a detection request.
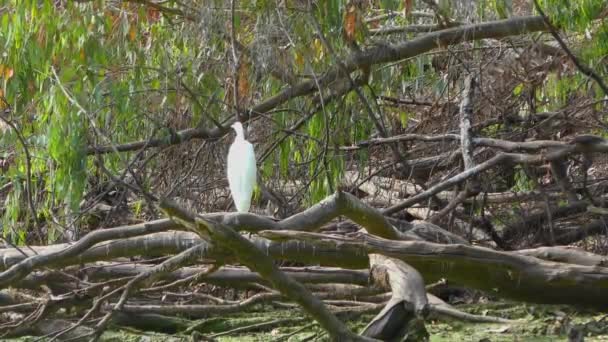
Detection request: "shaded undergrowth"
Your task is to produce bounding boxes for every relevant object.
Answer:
[9,302,608,341]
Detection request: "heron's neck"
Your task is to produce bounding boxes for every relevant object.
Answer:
[234,126,245,140]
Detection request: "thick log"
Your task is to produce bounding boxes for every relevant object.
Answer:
[112,312,190,334]
[0,191,397,288]
[0,187,606,313]
[4,234,369,292]
[0,231,200,270]
[259,230,608,310]
[516,246,608,267]
[4,228,608,311]
[362,255,429,341]
[4,231,608,311]
[85,264,370,288]
[159,200,369,341]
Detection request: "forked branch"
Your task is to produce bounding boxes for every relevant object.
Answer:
[158,199,372,341]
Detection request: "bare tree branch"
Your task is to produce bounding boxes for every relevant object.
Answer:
[0,219,177,289]
[384,137,608,215]
[87,16,549,155]
[159,199,370,341]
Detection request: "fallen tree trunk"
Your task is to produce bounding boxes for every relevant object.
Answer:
[0,188,606,314]
[4,231,608,310]
[84,264,371,288]
[259,230,608,310]
[4,229,608,310]
[0,191,401,289]
[159,199,370,341]
[516,246,608,267]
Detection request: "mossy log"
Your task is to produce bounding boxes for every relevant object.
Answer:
[260,230,608,310]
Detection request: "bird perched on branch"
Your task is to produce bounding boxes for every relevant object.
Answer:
[227,121,257,212]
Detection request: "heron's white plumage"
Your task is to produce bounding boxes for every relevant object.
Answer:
[227,122,257,212]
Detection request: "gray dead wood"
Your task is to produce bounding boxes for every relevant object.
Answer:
[426,294,516,324]
[259,230,608,310]
[2,226,607,311]
[0,219,177,288]
[361,255,429,341]
[84,264,370,288]
[383,136,608,215]
[459,76,479,194]
[516,246,608,267]
[1,190,607,316]
[159,199,374,341]
[0,191,401,289]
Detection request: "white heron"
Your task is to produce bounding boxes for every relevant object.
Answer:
[227,121,257,212]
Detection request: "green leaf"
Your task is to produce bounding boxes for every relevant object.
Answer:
[513,83,524,96]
